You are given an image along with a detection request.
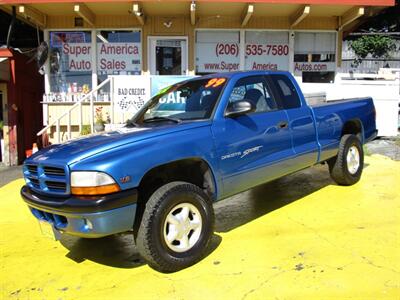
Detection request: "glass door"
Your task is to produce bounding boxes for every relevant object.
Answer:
[149,37,187,75]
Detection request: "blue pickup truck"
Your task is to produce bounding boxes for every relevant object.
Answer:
[21,71,376,272]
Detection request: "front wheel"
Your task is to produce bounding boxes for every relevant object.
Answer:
[328,134,364,186]
[136,181,214,272]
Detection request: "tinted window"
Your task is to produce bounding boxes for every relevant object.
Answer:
[227,76,277,113]
[270,75,301,109]
[131,77,227,125]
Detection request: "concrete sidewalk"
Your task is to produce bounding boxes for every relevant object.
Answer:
[1,155,399,299]
[0,164,22,188]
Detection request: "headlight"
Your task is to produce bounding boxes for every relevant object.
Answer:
[70,171,120,196]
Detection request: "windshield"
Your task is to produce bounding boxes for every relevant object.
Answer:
[129,77,227,125]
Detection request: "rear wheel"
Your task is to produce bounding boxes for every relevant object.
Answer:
[136,181,214,272]
[328,134,364,186]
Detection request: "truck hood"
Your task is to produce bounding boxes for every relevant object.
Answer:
[27,122,210,166]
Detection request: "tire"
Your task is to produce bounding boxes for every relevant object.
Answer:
[328,134,364,186]
[136,181,215,272]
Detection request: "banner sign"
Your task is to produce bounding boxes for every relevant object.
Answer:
[245,31,289,71]
[150,76,195,96]
[150,76,196,112]
[97,43,142,74]
[112,76,151,113]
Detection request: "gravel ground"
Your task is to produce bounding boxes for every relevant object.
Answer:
[365,135,400,161]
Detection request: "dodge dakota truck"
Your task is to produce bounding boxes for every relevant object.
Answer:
[21,71,377,272]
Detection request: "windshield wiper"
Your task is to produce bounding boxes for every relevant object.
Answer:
[143,116,182,124]
[125,119,139,127]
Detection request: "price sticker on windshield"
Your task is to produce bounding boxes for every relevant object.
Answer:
[156,85,171,96]
[205,78,226,88]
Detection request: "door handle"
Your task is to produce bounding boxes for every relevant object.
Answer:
[277,121,288,129]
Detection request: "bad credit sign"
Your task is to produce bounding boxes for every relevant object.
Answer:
[113,75,150,113]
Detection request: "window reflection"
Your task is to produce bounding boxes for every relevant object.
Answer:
[96,30,142,94]
[49,31,92,95]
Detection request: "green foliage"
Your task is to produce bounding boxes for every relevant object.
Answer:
[80,124,91,136]
[349,35,396,67]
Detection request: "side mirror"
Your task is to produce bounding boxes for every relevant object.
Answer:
[225,100,256,118]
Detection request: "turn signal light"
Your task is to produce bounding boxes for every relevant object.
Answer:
[71,184,120,196]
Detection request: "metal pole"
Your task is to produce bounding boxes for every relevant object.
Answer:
[56,119,60,143]
[110,76,114,124]
[90,94,94,133]
[67,113,71,140]
[78,101,82,134]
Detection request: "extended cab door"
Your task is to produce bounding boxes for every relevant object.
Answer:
[267,74,319,170]
[211,75,294,199]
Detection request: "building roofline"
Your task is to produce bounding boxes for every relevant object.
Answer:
[0,0,395,6]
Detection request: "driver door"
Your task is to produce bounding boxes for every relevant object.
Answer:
[211,75,294,198]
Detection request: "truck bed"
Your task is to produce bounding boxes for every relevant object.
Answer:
[310,96,376,162]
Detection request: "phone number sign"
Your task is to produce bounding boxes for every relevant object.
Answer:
[196,31,290,73]
[245,31,290,71]
[196,42,240,73]
[245,44,289,71]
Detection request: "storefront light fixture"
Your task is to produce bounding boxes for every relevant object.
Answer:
[73,4,95,27]
[132,3,145,25]
[18,5,47,28]
[190,1,196,26]
[133,4,144,17]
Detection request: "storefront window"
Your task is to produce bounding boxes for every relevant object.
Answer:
[96,30,141,97]
[49,31,92,95]
[195,30,240,75]
[96,30,141,80]
[245,31,289,71]
[294,32,336,83]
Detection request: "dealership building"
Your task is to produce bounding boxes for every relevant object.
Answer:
[0,0,395,164]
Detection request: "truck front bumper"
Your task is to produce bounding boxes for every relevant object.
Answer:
[20,185,138,238]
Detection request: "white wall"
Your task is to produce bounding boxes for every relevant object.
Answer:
[297,77,399,137]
